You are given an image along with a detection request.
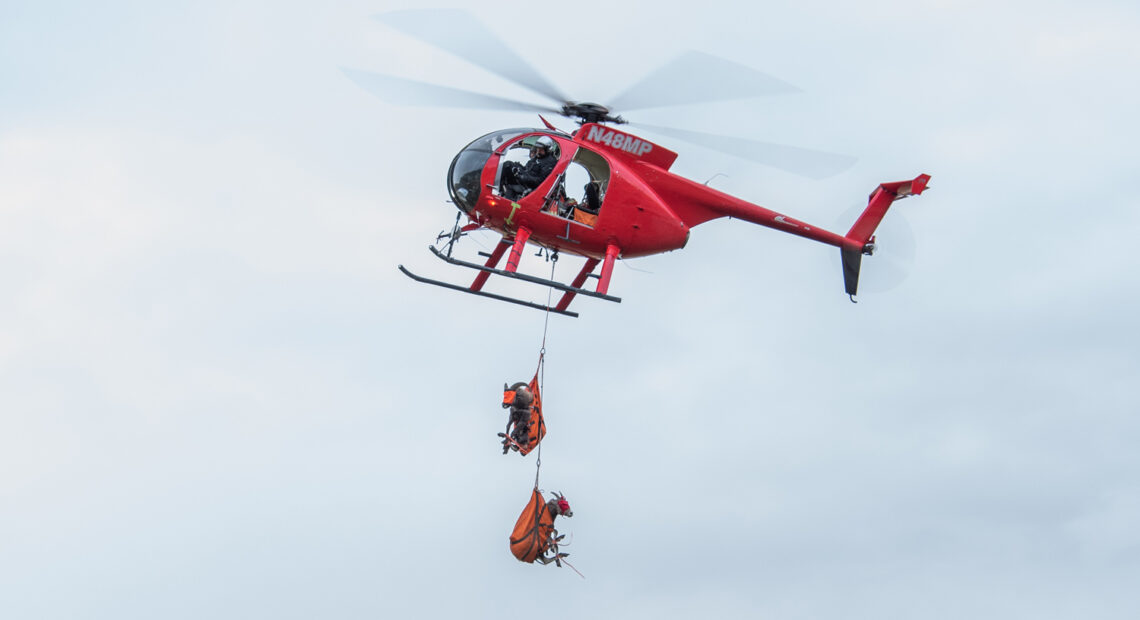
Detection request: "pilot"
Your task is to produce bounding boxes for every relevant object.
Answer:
[502,135,559,199]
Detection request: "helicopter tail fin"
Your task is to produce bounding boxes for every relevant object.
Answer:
[840,247,863,298]
[840,174,930,298]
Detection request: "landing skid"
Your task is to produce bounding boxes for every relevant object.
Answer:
[398,264,581,317]
[428,246,621,303]
[397,244,622,318]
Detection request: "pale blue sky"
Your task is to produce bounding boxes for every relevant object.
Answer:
[2,1,1139,618]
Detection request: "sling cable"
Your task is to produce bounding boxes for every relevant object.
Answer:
[498,252,581,576]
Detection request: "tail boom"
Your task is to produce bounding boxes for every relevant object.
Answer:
[633,164,931,299]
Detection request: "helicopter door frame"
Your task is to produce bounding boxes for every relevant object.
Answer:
[539,170,571,217]
[567,145,610,213]
[539,145,609,228]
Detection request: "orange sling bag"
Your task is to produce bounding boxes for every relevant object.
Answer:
[509,488,555,563]
[501,374,546,456]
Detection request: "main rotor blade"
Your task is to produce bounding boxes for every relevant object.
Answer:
[342,68,561,114]
[633,123,856,179]
[608,51,800,112]
[376,9,570,106]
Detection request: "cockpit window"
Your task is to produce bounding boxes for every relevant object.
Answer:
[496,133,562,201]
[448,128,530,213]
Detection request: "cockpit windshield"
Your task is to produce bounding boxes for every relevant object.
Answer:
[447,128,530,214]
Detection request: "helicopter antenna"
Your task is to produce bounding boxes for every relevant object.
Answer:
[620,261,654,275]
[704,173,729,186]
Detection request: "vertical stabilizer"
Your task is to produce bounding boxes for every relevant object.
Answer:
[841,174,930,298]
[841,248,863,297]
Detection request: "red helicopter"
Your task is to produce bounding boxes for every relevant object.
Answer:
[349,10,931,317]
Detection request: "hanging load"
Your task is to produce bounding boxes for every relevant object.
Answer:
[499,375,545,455]
[509,489,573,565]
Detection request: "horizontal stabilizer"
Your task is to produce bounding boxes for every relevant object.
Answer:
[846,173,931,246]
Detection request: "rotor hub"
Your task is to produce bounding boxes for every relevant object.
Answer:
[561,102,626,125]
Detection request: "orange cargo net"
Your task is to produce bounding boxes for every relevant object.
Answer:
[509,488,556,563]
[501,373,546,456]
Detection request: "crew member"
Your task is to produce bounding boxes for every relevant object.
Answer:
[502,136,558,199]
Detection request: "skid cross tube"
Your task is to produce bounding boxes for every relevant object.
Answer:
[428,245,622,303]
[398,265,580,318]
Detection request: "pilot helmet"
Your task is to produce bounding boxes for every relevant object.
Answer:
[535,135,556,154]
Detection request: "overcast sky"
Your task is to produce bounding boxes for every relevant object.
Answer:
[2,1,1139,618]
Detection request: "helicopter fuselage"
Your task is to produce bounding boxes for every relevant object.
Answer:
[448,124,864,262]
[428,123,928,314]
